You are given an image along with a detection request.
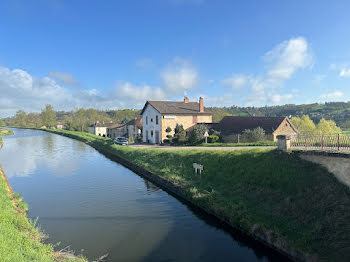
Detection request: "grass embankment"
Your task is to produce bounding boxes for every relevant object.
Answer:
[0,137,86,261]
[196,141,277,147]
[0,128,14,136]
[44,129,350,261]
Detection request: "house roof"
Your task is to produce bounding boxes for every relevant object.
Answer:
[141,101,212,115]
[89,122,114,128]
[127,117,142,129]
[214,116,292,135]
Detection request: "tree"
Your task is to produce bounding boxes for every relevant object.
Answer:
[315,118,341,134]
[187,124,207,144]
[243,127,265,142]
[41,104,56,128]
[15,110,27,127]
[173,124,187,144]
[0,118,5,127]
[291,115,316,134]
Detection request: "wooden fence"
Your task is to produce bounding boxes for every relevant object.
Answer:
[290,134,350,152]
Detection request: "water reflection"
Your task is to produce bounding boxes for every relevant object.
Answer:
[0,128,288,262]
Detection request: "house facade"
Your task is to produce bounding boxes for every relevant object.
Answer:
[88,121,114,137]
[107,117,142,140]
[141,97,212,144]
[56,122,64,129]
[211,116,298,142]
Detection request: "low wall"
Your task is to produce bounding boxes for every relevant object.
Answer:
[296,152,350,188]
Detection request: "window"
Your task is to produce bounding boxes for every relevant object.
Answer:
[156,115,159,124]
[151,118,153,122]
[146,117,148,125]
[151,131,154,137]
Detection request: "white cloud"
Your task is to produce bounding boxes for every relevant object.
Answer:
[114,82,167,107]
[267,93,294,104]
[222,75,250,89]
[320,91,344,100]
[265,37,313,80]
[231,37,313,106]
[339,68,350,77]
[49,71,79,86]
[0,57,201,116]
[161,58,198,93]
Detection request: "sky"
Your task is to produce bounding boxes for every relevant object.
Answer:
[1,0,350,117]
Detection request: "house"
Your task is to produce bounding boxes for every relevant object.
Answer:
[88,121,114,137]
[107,117,142,140]
[56,122,64,129]
[141,97,212,144]
[210,116,298,142]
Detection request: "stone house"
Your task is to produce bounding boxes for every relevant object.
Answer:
[56,122,64,129]
[107,117,142,140]
[88,121,114,137]
[210,116,298,142]
[141,97,212,144]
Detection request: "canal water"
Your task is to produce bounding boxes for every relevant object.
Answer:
[0,128,286,262]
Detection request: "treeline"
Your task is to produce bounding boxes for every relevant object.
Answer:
[4,105,140,132]
[208,101,350,128]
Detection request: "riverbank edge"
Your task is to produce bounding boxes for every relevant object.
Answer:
[41,128,320,262]
[0,136,87,262]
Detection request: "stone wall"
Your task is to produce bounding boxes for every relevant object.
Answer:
[299,153,350,188]
[273,118,298,141]
[161,114,212,142]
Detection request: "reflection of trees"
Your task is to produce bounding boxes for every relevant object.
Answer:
[143,179,160,193]
[43,133,55,157]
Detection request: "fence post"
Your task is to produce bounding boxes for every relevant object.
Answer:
[338,133,340,151]
[305,137,308,151]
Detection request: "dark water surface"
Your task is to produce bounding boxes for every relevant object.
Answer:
[0,128,287,262]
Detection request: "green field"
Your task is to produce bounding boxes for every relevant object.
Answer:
[44,129,350,261]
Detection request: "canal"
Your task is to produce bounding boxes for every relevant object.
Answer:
[0,128,287,262]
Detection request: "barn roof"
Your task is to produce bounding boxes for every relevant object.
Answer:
[214,116,290,135]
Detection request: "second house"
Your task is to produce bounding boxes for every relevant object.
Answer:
[141,96,212,144]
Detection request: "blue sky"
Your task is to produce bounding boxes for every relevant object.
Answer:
[1,0,350,116]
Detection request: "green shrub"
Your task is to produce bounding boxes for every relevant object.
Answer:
[207,134,219,143]
[243,127,265,142]
[187,124,207,144]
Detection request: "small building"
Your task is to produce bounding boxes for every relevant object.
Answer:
[88,121,114,137]
[211,116,298,142]
[141,97,212,144]
[56,122,64,129]
[107,117,142,140]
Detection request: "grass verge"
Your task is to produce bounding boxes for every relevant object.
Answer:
[0,128,14,136]
[0,138,86,261]
[43,129,350,261]
[195,141,277,147]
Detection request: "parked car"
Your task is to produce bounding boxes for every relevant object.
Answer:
[114,137,129,145]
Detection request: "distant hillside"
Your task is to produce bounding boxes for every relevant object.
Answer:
[208,102,350,128]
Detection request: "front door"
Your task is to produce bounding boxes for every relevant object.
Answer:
[155,131,160,144]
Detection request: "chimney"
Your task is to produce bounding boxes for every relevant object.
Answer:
[199,97,204,112]
[184,96,189,103]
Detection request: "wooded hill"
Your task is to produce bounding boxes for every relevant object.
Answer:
[207,101,350,128]
[3,101,350,131]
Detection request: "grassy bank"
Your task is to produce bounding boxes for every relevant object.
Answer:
[0,128,14,136]
[0,134,86,262]
[196,141,277,147]
[44,129,350,261]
